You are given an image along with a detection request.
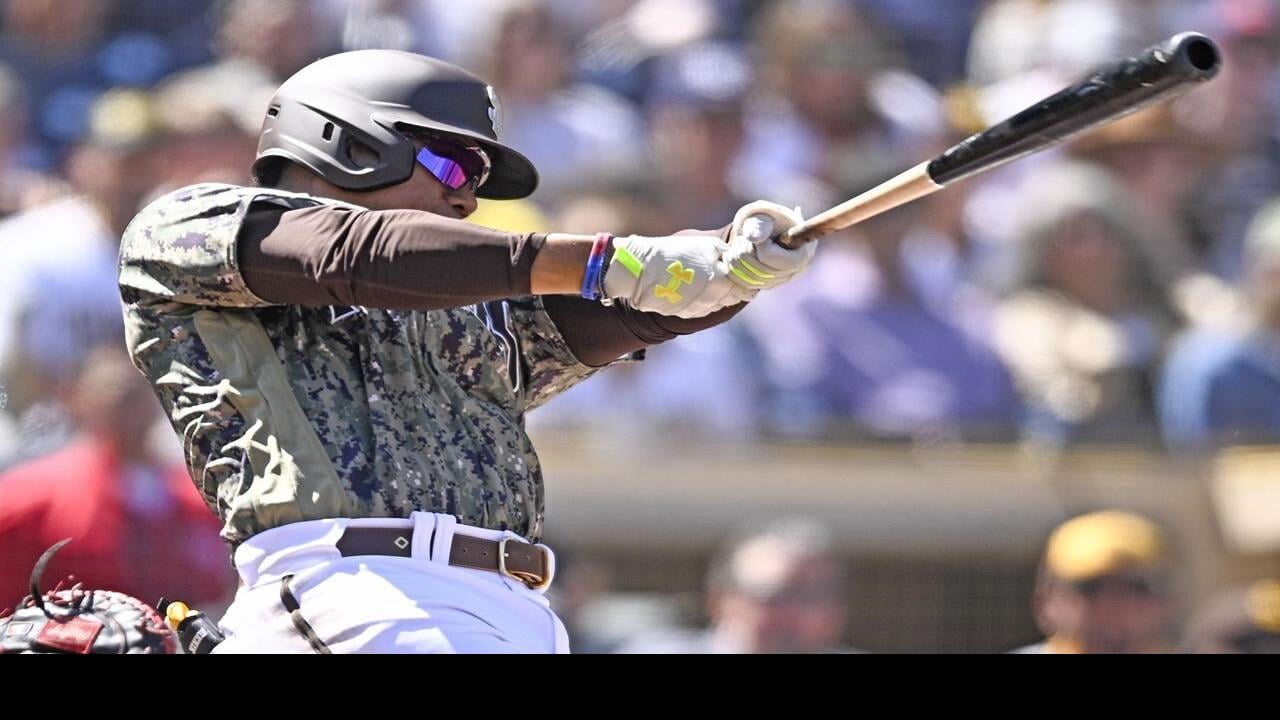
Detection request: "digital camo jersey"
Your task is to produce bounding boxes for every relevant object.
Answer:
[118,183,601,545]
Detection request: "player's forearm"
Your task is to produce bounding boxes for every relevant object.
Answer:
[532,233,597,294]
[238,203,596,309]
[543,296,747,367]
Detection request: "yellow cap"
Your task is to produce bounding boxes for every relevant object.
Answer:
[88,89,159,150]
[165,601,192,631]
[1044,511,1167,582]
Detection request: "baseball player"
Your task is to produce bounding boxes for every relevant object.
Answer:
[117,50,816,653]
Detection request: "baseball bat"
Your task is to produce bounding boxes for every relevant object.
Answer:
[776,32,1222,248]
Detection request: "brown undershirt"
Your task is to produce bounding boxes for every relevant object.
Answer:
[236,202,743,367]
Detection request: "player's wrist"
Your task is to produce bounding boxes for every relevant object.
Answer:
[531,234,600,295]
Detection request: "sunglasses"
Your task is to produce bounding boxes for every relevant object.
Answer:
[1072,575,1163,599]
[414,135,491,193]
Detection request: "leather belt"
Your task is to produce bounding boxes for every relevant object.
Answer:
[335,526,552,590]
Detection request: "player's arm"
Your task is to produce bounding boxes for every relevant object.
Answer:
[238,200,813,313]
[237,202,591,307]
[236,203,806,364]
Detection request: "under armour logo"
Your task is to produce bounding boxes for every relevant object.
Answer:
[654,261,695,304]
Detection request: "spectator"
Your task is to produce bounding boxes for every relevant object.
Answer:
[993,161,1179,445]
[619,517,854,653]
[742,170,1020,441]
[1175,0,1280,282]
[0,0,117,165]
[147,72,260,191]
[1184,579,1280,654]
[0,345,233,609]
[0,89,162,462]
[647,41,753,230]
[1068,105,1205,293]
[1161,200,1280,449]
[967,0,1159,87]
[1014,510,1174,654]
[737,0,939,212]
[860,0,983,88]
[0,62,65,218]
[151,0,338,139]
[480,0,646,202]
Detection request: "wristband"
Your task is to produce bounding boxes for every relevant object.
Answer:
[581,232,612,301]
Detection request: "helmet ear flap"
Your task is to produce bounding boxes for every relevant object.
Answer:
[252,98,417,190]
[344,135,383,172]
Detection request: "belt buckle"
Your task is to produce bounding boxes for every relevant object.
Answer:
[498,537,554,591]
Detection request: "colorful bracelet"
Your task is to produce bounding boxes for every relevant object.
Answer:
[581,232,612,302]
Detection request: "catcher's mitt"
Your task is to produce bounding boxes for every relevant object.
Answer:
[0,539,179,654]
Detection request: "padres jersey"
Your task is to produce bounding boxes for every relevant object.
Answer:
[119,183,601,545]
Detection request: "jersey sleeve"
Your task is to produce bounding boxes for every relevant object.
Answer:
[118,183,322,309]
[506,296,615,413]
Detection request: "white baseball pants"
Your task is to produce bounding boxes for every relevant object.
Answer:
[213,512,569,654]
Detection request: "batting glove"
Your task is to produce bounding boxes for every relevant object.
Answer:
[723,201,817,292]
[603,231,757,318]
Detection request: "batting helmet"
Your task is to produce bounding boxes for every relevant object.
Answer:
[252,50,538,199]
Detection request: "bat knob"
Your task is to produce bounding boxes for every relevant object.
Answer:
[740,214,776,245]
[733,202,808,249]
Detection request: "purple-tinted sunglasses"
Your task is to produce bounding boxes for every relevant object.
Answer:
[415,135,491,193]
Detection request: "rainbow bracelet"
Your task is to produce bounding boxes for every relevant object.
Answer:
[581,232,612,301]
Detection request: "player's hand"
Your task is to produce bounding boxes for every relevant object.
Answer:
[723,201,816,292]
[602,230,756,319]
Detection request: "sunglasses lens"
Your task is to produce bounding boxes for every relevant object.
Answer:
[1074,576,1159,598]
[416,145,471,190]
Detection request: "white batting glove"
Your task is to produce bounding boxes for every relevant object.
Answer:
[603,232,756,318]
[723,201,817,292]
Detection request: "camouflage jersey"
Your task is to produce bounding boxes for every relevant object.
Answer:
[118,183,603,545]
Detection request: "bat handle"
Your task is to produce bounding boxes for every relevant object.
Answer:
[771,161,943,249]
[776,225,814,250]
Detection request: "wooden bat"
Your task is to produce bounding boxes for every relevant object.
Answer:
[775,32,1222,248]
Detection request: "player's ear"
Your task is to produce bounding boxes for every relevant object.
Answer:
[346,138,382,171]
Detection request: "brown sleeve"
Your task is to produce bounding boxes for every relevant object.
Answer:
[542,296,747,367]
[236,202,545,309]
[237,202,745,365]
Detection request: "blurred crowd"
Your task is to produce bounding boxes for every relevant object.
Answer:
[2,0,1280,650]
[572,511,1280,654]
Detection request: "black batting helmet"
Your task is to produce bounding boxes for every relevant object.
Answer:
[252,50,538,199]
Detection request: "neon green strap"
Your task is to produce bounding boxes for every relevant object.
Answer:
[612,245,644,278]
[737,257,776,280]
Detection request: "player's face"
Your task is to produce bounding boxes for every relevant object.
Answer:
[360,162,478,218]
[1045,574,1171,653]
[356,138,484,219]
[718,557,846,653]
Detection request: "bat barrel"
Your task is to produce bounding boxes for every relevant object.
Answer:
[925,32,1221,186]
